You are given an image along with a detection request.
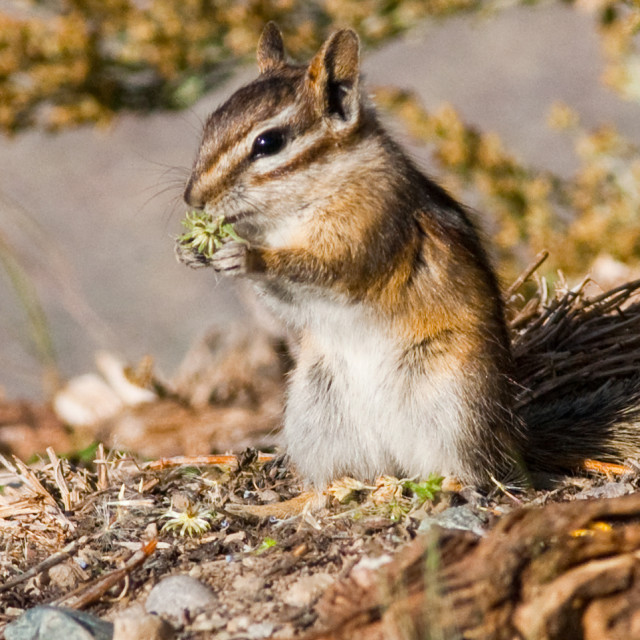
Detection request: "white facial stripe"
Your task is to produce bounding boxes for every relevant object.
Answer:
[248,103,299,137]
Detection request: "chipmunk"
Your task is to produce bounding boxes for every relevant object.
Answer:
[177,23,640,487]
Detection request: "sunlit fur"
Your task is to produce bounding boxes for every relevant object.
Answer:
[183,25,523,486]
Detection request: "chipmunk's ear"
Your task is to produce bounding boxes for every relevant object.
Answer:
[257,22,286,73]
[307,29,361,128]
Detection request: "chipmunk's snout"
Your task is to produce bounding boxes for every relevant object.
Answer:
[183,176,205,210]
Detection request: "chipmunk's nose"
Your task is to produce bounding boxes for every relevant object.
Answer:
[183,177,205,209]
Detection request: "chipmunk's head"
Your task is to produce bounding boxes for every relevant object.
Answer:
[184,22,377,246]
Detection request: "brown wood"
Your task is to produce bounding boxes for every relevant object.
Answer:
[306,493,640,640]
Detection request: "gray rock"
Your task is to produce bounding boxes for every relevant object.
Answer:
[145,575,216,626]
[5,606,113,640]
[576,481,634,500]
[417,505,488,536]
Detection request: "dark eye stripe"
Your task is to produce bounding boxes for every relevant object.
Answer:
[251,128,287,159]
[251,135,334,185]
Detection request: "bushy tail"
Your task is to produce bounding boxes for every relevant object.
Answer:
[507,258,640,473]
[519,377,640,472]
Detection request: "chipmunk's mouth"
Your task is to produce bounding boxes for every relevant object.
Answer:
[224,211,253,225]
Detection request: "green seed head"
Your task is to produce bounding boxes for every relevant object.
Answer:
[178,211,246,259]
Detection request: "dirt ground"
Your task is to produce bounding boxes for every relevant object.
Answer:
[2,429,640,640]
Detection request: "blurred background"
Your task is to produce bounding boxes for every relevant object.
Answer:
[1,0,640,402]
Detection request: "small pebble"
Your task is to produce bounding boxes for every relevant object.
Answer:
[575,481,634,500]
[113,604,174,640]
[232,573,264,596]
[283,573,335,607]
[223,531,246,545]
[48,562,81,590]
[145,575,216,626]
[256,489,280,503]
[226,615,250,633]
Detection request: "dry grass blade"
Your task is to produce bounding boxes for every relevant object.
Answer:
[0,453,75,531]
[144,452,275,471]
[1,455,56,508]
[0,227,59,396]
[505,250,549,301]
[0,499,42,519]
[95,443,109,491]
[47,447,72,512]
[0,536,87,595]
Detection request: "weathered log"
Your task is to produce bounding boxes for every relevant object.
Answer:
[308,493,640,640]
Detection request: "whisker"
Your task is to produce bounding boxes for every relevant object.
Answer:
[161,194,188,232]
[179,108,207,136]
[139,183,185,214]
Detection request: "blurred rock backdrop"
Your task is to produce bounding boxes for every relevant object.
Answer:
[1,0,639,399]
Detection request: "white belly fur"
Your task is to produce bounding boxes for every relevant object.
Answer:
[268,292,470,486]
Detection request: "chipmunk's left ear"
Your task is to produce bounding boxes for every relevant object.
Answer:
[257,22,286,73]
[307,29,361,128]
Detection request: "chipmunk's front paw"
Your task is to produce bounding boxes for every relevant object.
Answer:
[174,241,212,269]
[210,241,250,276]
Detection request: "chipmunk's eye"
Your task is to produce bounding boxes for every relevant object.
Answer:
[251,128,286,159]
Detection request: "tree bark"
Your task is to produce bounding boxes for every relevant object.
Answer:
[308,493,640,640]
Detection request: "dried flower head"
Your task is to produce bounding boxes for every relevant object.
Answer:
[160,502,213,537]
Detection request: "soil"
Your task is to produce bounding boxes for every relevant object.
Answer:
[2,413,640,640]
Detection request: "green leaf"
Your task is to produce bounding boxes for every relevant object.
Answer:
[178,211,247,259]
[403,473,444,504]
[255,536,277,554]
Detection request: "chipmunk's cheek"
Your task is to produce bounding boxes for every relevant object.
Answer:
[231,217,263,245]
[261,214,310,250]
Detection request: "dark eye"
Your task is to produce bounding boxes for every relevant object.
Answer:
[251,128,286,159]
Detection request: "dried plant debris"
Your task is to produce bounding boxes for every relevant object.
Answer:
[309,492,640,640]
[2,442,640,639]
[0,447,446,638]
[508,256,640,403]
[505,253,640,474]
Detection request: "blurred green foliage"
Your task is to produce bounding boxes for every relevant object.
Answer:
[0,0,479,132]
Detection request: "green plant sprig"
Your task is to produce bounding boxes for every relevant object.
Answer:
[178,210,246,259]
[403,474,444,505]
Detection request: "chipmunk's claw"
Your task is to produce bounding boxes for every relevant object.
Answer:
[174,241,212,269]
[210,241,249,275]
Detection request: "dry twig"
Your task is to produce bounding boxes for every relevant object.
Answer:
[53,539,158,610]
[508,264,640,406]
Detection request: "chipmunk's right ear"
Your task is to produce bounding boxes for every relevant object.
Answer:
[307,29,361,129]
[257,22,286,74]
